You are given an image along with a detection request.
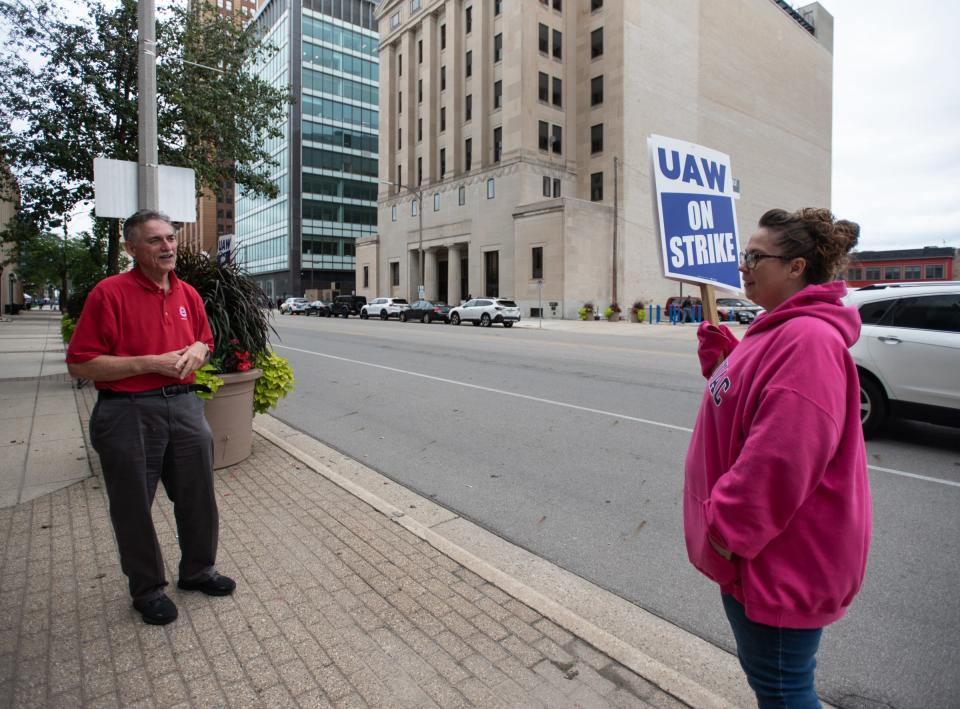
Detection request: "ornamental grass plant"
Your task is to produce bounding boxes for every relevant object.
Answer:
[175,249,294,413]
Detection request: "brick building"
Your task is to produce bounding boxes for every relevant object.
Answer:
[845,246,957,288]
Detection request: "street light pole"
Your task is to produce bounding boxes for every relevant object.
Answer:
[137,0,159,210]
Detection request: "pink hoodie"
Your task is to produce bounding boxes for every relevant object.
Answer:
[684,281,872,629]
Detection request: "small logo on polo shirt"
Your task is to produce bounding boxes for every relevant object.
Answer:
[178,306,188,320]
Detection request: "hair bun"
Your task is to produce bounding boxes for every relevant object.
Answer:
[833,219,860,254]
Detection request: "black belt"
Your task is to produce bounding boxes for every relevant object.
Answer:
[98,384,208,400]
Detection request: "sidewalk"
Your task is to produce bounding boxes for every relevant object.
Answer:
[0,311,753,708]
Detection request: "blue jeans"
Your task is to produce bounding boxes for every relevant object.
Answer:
[722,594,823,708]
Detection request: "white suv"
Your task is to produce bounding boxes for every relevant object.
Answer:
[449,298,521,327]
[843,282,960,436]
[280,297,309,314]
[360,297,410,320]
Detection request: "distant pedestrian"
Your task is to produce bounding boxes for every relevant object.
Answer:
[685,207,870,707]
[66,209,234,626]
[681,297,693,323]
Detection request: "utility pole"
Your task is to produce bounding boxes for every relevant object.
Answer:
[612,155,619,306]
[417,185,424,299]
[138,0,159,210]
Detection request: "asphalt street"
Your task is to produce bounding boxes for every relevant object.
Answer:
[268,313,960,709]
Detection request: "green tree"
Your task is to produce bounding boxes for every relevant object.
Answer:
[0,0,290,273]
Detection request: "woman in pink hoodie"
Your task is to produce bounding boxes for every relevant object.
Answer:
[685,208,872,708]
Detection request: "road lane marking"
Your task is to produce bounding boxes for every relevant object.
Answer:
[866,465,960,488]
[274,344,695,433]
[274,344,960,489]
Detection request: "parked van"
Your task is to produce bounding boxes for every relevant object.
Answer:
[331,295,367,317]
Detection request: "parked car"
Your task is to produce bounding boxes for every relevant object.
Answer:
[449,298,521,327]
[401,300,451,323]
[331,295,367,318]
[306,300,332,317]
[843,281,960,436]
[716,297,763,324]
[280,297,309,315]
[664,295,701,322]
[360,297,410,320]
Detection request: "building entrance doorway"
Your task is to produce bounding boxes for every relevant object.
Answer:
[438,263,448,304]
[484,250,499,298]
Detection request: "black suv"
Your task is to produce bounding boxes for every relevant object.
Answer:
[332,295,367,318]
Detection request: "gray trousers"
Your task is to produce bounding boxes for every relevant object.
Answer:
[89,392,218,602]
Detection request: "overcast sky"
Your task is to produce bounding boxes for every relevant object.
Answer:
[827,0,959,251]
[60,0,959,253]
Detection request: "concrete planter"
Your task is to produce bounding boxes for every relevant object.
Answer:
[202,368,262,469]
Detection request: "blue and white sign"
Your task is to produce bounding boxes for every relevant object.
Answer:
[648,135,742,291]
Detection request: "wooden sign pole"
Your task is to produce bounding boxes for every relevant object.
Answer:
[699,284,719,325]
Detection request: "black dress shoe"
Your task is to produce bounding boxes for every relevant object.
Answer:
[177,572,236,596]
[133,594,178,625]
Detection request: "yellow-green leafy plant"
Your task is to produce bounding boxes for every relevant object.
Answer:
[252,350,295,414]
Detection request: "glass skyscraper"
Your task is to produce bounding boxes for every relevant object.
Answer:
[236,0,379,301]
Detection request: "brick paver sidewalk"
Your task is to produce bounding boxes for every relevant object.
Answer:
[0,394,685,708]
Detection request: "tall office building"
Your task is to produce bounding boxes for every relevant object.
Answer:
[361,0,834,317]
[235,0,380,301]
[179,0,261,256]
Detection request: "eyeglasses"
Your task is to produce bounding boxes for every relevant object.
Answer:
[739,251,791,270]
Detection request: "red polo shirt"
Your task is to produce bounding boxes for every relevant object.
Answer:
[66,268,214,393]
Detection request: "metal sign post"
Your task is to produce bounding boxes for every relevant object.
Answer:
[537,279,543,329]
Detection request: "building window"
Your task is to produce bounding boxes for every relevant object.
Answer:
[465,50,472,78]
[439,147,446,176]
[493,126,502,163]
[458,185,466,205]
[553,178,561,197]
[847,267,862,280]
[418,79,422,102]
[390,262,400,287]
[591,75,603,105]
[398,91,402,113]
[412,198,418,216]
[538,121,549,151]
[398,54,402,76]
[398,127,402,142]
[926,264,944,279]
[591,27,603,58]
[884,266,901,280]
[494,79,502,108]
[903,265,921,279]
[391,205,397,221]
[390,11,400,29]
[865,266,881,280]
[418,39,423,63]
[417,157,422,185]
[441,65,446,91]
[487,178,495,199]
[552,30,562,60]
[538,23,549,53]
[396,165,402,190]
[591,0,602,10]
[440,24,446,49]
[553,0,561,9]
[542,176,551,197]
[440,106,446,131]
[494,33,503,62]
[552,77,562,107]
[417,117,422,141]
[532,247,543,279]
[434,193,440,211]
[411,0,421,12]
[591,123,603,153]
[465,5,472,33]
[465,93,472,121]
[363,265,369,288]
[590,172,603,201]
[551,124,562,154]
[538,72,549,102]
[495,0,502,15]
[465,138,472,170]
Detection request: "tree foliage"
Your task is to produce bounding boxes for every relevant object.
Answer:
[0,0,290,272]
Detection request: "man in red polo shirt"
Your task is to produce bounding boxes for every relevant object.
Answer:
[67,210,235,625]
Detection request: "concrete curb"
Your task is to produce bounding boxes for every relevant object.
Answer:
[255,419,746,709]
